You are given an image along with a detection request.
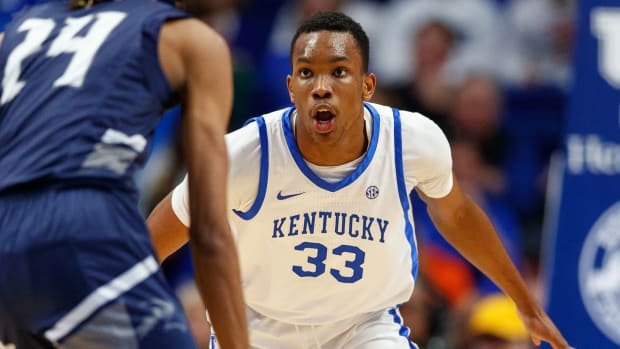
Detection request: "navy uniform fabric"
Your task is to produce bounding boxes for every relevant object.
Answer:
[0,0,180,193]
[0,0,197,348]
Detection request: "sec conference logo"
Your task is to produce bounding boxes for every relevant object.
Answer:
[366,186,379,199]
[578,201,620,345]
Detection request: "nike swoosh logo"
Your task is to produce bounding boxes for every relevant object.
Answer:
[277,191,305,200]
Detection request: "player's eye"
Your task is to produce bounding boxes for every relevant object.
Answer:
[299,68,312,78]
[334,67,347,77]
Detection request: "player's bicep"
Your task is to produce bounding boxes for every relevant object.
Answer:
[417,176,472,232]
[177,20,232,133]
[173,20,233,243]
[158,20,187,91]
[159,18,232,143]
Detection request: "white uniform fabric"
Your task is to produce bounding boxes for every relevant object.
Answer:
[212,307,416,349]
[172,102,452,348]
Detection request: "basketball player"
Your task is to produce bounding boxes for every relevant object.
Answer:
[148,11,571,349]
[0,0,247,348]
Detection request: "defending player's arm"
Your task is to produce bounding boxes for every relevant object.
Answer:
[158,18,248,349]
[148,192,189,262]
[149,121,261,262]
[418,182,570,349]
[406,113,570,349]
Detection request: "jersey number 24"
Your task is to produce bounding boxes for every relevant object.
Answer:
[1,12,126,105]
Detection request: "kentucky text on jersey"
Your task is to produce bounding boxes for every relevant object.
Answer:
[272,211,389,243]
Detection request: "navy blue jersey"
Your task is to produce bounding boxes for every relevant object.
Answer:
[0,0,187,193]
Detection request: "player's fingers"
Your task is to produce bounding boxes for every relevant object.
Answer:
[531,334,541,346]
[550,327,571,349]
[547,335,571,349]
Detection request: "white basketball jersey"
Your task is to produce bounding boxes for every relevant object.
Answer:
[232,102,418,325]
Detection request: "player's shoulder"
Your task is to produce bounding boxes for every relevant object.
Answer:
[224,120,262,172]
[227,120,259,144]
[365,102,442,134]
[364,102,394,117]
[160,15,217,43]
[263,106,294,126]
[159,14,228,64]
[367,102,450,155]
[397,107,446,139]
[161,15,210,34]
[225,106,291,155]
[228,107,290,139]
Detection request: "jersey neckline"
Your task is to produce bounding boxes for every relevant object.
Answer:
[281,102,381,192]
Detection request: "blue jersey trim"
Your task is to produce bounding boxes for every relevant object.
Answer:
[388,307,418,349]
[210,334,216,348]
[281,102,380,192]
[393,108,418,281]
[233,116,269,220]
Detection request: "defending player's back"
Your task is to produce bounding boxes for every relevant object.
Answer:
[0,0,249,347]
[0,0,182,193]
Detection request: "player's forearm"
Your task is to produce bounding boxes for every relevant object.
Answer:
[189,227,248,349]
[184,115,248,348]
[429,196,536,309]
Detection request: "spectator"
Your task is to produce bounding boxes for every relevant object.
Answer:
[374,20,457,135]
[449,74,507,171]
[375,0,502,86]
[499,0,575,88]
[466,294,530,349]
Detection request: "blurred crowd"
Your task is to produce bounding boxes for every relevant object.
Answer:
[1,0,576,348]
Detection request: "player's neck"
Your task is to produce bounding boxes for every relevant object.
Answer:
[294,111,369,166]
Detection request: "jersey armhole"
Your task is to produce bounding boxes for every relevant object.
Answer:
[233,116,269,220]
[393,107,419,282]
[142,8,188,106]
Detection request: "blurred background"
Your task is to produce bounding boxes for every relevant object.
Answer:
[2,0,619,348]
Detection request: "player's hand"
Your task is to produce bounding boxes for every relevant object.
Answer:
[517,309,574,349]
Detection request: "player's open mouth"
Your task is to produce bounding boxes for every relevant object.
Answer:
[313,108,335,133]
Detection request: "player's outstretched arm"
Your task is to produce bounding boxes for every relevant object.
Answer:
[147,192,190,262]
[158,18,248,349]
[417,178,572,349]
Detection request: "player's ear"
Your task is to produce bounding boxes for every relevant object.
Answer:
[287,75,295,103]
[362,72,376,101]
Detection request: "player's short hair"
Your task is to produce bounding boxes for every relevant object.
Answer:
[290,11,370,72]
